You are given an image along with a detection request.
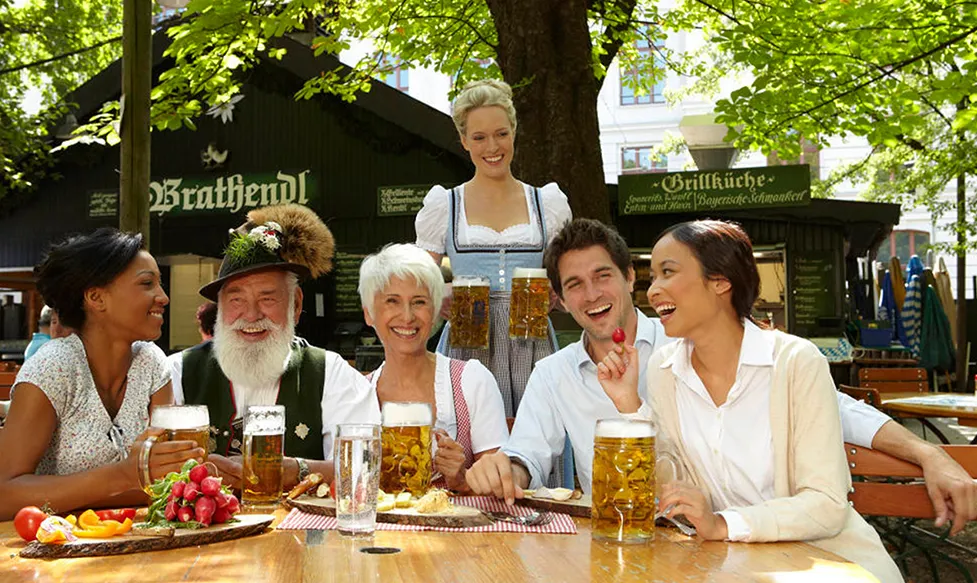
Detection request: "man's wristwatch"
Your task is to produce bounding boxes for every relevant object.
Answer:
[295,457,310,482]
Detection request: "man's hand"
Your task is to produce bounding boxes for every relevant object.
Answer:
[596,344,641,414]
[434,429,469,492]
[659,482,728,541]
[919,446,977,535]
[208,454,243,492]
[466,450,527,505]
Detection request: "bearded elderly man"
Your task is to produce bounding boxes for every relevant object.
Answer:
[170,204,379,491]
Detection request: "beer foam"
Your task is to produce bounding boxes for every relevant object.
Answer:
[452,276,489,287]
[382,402,433,426]
[512,267,548,279]
[151,405,209,430]
[595,419,655,439]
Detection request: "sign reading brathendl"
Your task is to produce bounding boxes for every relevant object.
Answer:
[148,171,316,215]
[377,185,431,217]
[618,165,811,215]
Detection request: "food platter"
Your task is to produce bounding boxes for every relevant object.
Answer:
[284,496,491,528]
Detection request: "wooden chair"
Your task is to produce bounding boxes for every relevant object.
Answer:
[858,367,928,393]
[839,384,882,408]
[846,443,977,581]
[0,371,16,401]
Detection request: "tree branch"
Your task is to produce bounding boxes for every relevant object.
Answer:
[596,0,638,88]
[0,35,122,77]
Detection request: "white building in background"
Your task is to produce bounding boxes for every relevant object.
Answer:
[343,33,972,300]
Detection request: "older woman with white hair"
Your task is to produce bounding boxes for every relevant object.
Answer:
[359,244,509,492]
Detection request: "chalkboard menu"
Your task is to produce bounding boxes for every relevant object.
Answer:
[790,251,839,336]
[377,185,431,217]
[88,191,118,218]
[334,251,367,314]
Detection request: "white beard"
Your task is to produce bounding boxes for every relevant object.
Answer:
[213,303,295,390]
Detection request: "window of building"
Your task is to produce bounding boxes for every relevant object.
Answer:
[875,230,931,266]
[621,147,667,174]
[380,55,409,92]
[620,32,665,106]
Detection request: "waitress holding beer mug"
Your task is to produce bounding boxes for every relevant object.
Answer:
[414,79,571,419]
[359,244,509,493]
[596,220,900,581]
[0,229,203,520]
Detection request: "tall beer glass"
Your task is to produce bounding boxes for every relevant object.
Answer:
[509,267,550,340]
[449,276,490,349]
[379,402,433,497]
[150,405,211,456]
[591,418,680,543]
[242,405,285,510]
[334,424,382,537]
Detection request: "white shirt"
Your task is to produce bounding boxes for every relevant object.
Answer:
[414,182,572,253]
[369,353,509,455]
[502,310,667,494]
[501,312,891,496]
[170,345,380,460]
[666,320,775,540]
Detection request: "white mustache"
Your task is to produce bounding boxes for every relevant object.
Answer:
[228,317,281,332]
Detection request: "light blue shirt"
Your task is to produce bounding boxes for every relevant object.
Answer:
[502,311,889,495]
[23,332,51,362]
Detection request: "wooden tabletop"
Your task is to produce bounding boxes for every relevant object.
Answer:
[882,392,977,427]
[0,509,880,582]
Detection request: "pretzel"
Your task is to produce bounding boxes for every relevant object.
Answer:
[286,472,323,500]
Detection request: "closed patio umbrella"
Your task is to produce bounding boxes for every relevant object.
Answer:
[889,257,906,311]
[919,283,955,373]
[901,274,923,358]
[878,271,906,348]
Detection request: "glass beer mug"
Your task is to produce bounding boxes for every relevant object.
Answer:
[449,276,490,349]
[150,405,211,457]
[242,405,286,510]
[509,267,550,340]
[591,418,682,544]
[379,402,433,498]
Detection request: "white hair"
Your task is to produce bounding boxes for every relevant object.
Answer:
[358,244,444,317]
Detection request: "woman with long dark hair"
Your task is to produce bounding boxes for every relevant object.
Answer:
[0,228,203,519]
[598,220,901,582]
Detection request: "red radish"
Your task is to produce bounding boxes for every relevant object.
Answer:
[189,464,209,483]
[171,481,186,499]
[167,491,176,502]
[200,476,222,497]
[215,491,232,509]
[164,500,178,521]
[225,495,240,515]
[212,507,230,524]
[177,506,193,523]
[195,496,216,526]
[184,482,199,502]
[612,327,626,344]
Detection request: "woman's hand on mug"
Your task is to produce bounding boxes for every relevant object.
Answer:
[433,429,469,492]
[596,344,641,413]
[659,482,728,541]
[126,428,205,489]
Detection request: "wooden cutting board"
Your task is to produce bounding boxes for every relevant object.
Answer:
[19,514,274,559]
[284,496,491,528]
[516,493,592,518]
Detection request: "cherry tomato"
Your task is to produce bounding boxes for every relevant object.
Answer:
[14,506,49,542]
[612,327,626,344]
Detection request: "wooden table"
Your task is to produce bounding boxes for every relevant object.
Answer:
[0,510,879,582]
[882,392,977,443]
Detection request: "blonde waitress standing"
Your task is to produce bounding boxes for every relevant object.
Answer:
[415,79,571,419]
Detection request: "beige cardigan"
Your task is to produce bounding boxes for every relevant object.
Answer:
[649,331,902,582]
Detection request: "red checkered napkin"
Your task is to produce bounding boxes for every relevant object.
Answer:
[277,496,576,534]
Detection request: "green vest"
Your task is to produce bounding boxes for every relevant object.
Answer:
[181,340,327,460]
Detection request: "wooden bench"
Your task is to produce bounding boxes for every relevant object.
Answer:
[839,384,883,408]
[846,443,977,580]
[858,367,928,393]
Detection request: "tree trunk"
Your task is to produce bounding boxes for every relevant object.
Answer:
[956,172,968,392]
[119,0,152,241]
[486,0,610,223]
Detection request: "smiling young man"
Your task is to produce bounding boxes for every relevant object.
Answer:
[466,219,977,536]
[170,204,380,491]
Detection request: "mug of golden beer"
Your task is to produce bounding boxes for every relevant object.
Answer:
[150,405,211,455]
[591,418,681,544]
[509,267,550,340]
[379,402,433,498]
[242,405,286,510]
[449,276,490,349]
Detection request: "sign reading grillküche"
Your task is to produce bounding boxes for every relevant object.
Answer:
[618,164,811,215]
[148,170,316,215]
[377,185,431,217]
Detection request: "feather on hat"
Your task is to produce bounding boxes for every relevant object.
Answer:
[199,204,335,301]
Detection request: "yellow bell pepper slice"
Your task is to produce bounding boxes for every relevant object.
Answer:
[78,509,102,529]
[66,514,77,527]
[72,523,119,539]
